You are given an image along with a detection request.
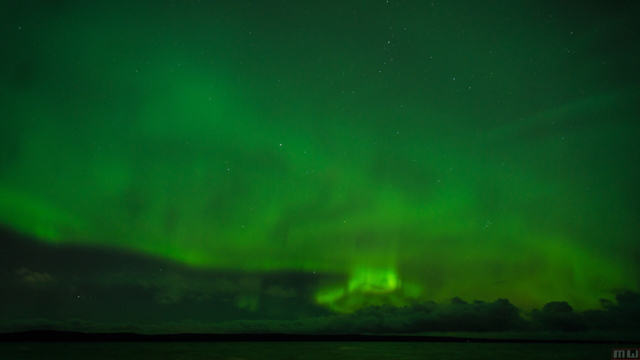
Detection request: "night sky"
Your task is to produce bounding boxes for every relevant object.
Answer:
[1,1,639,337]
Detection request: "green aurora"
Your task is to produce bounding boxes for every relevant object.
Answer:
[1,1,639,319]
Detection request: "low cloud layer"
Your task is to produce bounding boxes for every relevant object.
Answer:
[1,230,639,340]
[1,291,638,341]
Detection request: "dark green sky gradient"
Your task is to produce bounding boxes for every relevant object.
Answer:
[1,0,639,322]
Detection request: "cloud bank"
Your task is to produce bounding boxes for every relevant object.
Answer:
[1,292,638,341]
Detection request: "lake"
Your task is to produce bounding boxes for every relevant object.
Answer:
[0,341,632,359]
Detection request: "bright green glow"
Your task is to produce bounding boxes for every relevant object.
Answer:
[2,85,637,312]
[315,266,411,313]
[316,267,423,313]
[1,1,639,315]
[316,287,346,307]
[0,186,87,241]
[347,267,400,294]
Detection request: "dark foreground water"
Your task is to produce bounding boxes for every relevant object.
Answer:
[0,342,635,360]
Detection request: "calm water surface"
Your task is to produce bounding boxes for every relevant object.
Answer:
[0,342,632,360]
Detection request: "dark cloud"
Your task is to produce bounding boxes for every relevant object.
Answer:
[1,292,638,341]
[530,301,588,332]
[1,228,639,339]
[264,286,297,298]
[0,227,332,324]
[328,297,527,334]
[1,229,639,340]
[580,292,640,331]
[527,291,640,334]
